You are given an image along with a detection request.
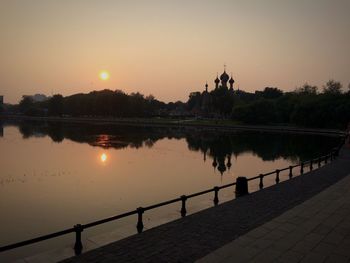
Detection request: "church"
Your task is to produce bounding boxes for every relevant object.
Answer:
[203,67,235,93]
[188,67,237,117]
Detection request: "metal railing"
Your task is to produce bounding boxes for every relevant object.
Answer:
[0,139,345,255]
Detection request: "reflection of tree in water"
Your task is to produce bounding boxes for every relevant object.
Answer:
[14,120,186,150]
[186,130,341,174]
[12,121,341,176]
[0,121,3,137]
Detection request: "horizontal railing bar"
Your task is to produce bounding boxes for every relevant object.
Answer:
[0,228,74,252]
[279,167,290,172]
[262,171,276,176]
[144,197,182,211]
[187,188,213,199]
[218,182,236,189]
[83,210,138,229]
[247,175,260,181]
[246,152,335,182]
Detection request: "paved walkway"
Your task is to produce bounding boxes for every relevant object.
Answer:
[62,148,350,263]
[197,171,350,263]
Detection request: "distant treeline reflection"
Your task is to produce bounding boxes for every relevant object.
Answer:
[12,121,340,174]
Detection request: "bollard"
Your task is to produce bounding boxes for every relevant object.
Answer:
[310,160,313,171]
[318,157,321,168]
[213,187,219,206]
[235,177,248,197]
[289,166,293,179]
[300,162,304,174]
[136,207,144,233]
[259,174,264,189]
[180,195,187,217]
[74,224,83,255]
[275,170,280,184]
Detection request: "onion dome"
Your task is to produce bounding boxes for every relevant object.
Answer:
[227,155,232,169]
[214,75,220,84]
[218,163,226,175]
[204,82,208,93]
[220,71,229,82]
[217,156,227,175]
[212,157,218,168]
[229,76,234,84]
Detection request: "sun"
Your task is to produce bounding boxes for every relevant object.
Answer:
[99,70,110,81]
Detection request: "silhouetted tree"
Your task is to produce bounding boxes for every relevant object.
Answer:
[48,94,64,116]
[323,80,342,94]
[295,83,318,95]
[18,96,43,116]
[256,87,283,99]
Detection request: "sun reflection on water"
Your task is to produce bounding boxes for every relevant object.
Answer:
[100,153,108,163]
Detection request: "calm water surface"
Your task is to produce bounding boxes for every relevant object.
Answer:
[0,120,341,261]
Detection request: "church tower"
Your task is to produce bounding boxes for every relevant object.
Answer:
[219,65,230,88]
[229,74,234,91]
[214,74,220,89]
[220,70,229,88]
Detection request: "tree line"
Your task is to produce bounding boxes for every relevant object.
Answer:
[16,89,180,118]
[7,79,350,129]
[231,80,350,129]
[188,80,350,129]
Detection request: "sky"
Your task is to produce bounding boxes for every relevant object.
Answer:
[1,0,350,104]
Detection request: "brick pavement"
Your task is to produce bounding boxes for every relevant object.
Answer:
[197,171,350,263]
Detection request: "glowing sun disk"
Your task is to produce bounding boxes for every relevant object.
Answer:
[99,71,110,81]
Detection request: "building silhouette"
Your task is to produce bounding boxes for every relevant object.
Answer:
[188,67,237,117]
[213,67,235,91]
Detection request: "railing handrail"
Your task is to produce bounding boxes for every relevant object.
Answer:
[0,142,345,254]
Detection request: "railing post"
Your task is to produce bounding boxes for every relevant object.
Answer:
[289,166,293,179]
[136,207,144,233]
[318,157,321,168]
[310,160,313,171]
[275,169,280,184]
[259,174,264,189]
[334,147,340,157]
[235,177,248,197]
[300,162,304,174]
[180,195,187,217]
[213,187,219,206]
[74,224,83,255]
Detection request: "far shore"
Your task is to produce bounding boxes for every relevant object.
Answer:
[0,114,346,137]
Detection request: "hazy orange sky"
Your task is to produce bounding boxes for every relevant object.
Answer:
[1,0,349,104]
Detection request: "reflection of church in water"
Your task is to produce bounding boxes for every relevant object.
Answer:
[191,132,238,177]
[203,150,233,176]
